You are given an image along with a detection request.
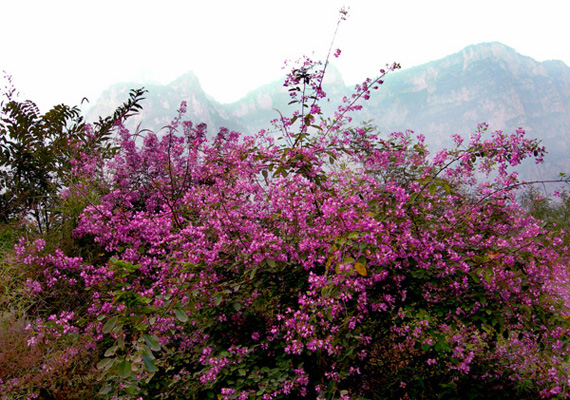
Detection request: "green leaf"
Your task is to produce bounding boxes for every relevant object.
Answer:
[248,266,258,280]
[143,333,161,351]
[98,384,112,395]
[125,386,141,395]
[467,271,480,284]
[118,359,131,378]
[174,308,188,323]
[102,317,118,333]
[104,345,119,357]
[97,358,114,370]
[142,353,157,373]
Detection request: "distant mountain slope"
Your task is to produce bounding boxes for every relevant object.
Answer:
[87,71,248,135]
[353,42,570,180]
[359,42,570,146]
[88,42,570,181]
[87,65,351,137]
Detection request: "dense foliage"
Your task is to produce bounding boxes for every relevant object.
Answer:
[521,187,570,233]
[0,84,147,234]
[2,37,570,400]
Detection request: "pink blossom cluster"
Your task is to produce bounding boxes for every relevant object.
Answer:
[13,54,570,399]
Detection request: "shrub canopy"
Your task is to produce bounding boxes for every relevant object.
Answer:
[3,55,570,400]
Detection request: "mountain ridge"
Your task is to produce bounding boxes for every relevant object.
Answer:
[88,42,570,182]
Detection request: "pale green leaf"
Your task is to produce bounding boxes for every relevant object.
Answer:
[174,308,188,323]
[118,360,131,378]
[142,353,157,373]
[102,317,118,334]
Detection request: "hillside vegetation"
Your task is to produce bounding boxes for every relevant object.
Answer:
[2,41,570,399]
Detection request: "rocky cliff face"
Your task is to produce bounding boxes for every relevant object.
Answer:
[87,71,248,136]
[88,43,570,181]
[362,43,570,139]
[354,42,570,180]
[87,65,350,136]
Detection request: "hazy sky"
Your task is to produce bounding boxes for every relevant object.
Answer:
[1,0,569,112]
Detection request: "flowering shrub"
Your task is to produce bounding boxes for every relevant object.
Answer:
[4,33,570,400]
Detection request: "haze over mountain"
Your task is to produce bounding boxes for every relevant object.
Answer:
[88,42,570,182]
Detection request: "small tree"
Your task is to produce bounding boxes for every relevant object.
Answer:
[0,87,147,234]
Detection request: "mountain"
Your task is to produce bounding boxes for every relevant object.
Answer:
[351,42,570,181]
[88,42,570,181]
[87,64,350,136]
[87,71,249,135]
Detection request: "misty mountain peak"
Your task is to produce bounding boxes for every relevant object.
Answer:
[322,63,345,86]
[457,42,547,77]
[169,71,203,91]
[462,42,519,61]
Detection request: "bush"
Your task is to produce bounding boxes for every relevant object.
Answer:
[520,187,570,233]
[0,83,148,398]
[0,312,99,400]
[4,15,570,396]
[7,53,570,400]
[0,86,146,234]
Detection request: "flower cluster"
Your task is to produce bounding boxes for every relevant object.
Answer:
[10,52,570,400]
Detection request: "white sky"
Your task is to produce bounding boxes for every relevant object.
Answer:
[1,0,569,112]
